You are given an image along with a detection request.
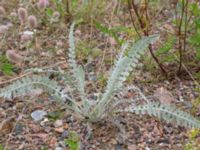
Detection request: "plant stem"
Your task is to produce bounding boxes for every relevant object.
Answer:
[128,0,168,77]
[177,0,185,74]
[127,0,141,37]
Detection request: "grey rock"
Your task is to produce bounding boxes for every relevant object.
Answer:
[58,141,66,147]
[14,124,24,134]
[31,110,47,122]
[115,144,123,150]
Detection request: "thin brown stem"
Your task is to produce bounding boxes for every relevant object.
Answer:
[64,0,71,23]
[177,0,186,74]
[128,0,168,77]
[127,0,141,37]
[131,0,147,34]
[183,0,188,58]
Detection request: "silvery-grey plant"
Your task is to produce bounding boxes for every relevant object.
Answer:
[0,22,200,129]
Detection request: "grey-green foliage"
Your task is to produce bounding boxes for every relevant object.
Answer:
[125,102,200,128]
[0,23,200,129]
[0,75,68,101]
[68,22,86,99]
[91,35,159,121]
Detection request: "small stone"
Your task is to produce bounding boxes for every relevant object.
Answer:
[65,115,73,123]
[55,147,64,150]
[128,144,137,150]
[183,101,192,109]
[156,138,169,144]
[49,136,57,147]
[61,130,68,139]
[31,110,47,122]
[115,143,123,150]
[58,141,66,147]
[40,118,49,126]
[55,127,64,133]
[54,120,63,128]
[14,124,24,134]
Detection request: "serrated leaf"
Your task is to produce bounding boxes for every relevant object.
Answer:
[127,102,200,129]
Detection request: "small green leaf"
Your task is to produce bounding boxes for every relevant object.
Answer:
[65,131,79,150]
[46,8,53,17]
[156,36,176,56]
[47,111,62,120]
[95,22,123,45]
[66,140,79,150]
[72,0,78,9]
[0,55,14,75]
[0,144,4,150]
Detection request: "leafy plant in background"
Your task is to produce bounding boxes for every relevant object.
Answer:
[127,0,168,77]
[45,0,66,23]
[95,22,126,45]
[95,21,136,46]
[143,35,177,73]
[156,36,176,57]
[64,131,80,150]
[0,55,14,75]
[66,0,106,23]
[76,39,102,60]
[188,2,200,60]
[126,0,200,77]
[166,0,200,73]
[0,23,200,130]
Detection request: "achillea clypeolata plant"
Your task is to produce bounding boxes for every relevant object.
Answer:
[0,23,200,129]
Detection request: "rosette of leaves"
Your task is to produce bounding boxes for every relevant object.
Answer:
[0,23,200,129]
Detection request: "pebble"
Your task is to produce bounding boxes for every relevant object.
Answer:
[40,118,49,126]
[55,147,64,150]
[157,138,169,144]
[31,110,47,122]
[65,115,73,123]
[14,124,24,134]
[115,144,123,150]
[61,130,68,139]
[183,101,193,109]
[58,141,66,147]
[54,120,63,128]
[55,127,64,133]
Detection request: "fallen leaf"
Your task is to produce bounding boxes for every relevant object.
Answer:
[0,117,15,135]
